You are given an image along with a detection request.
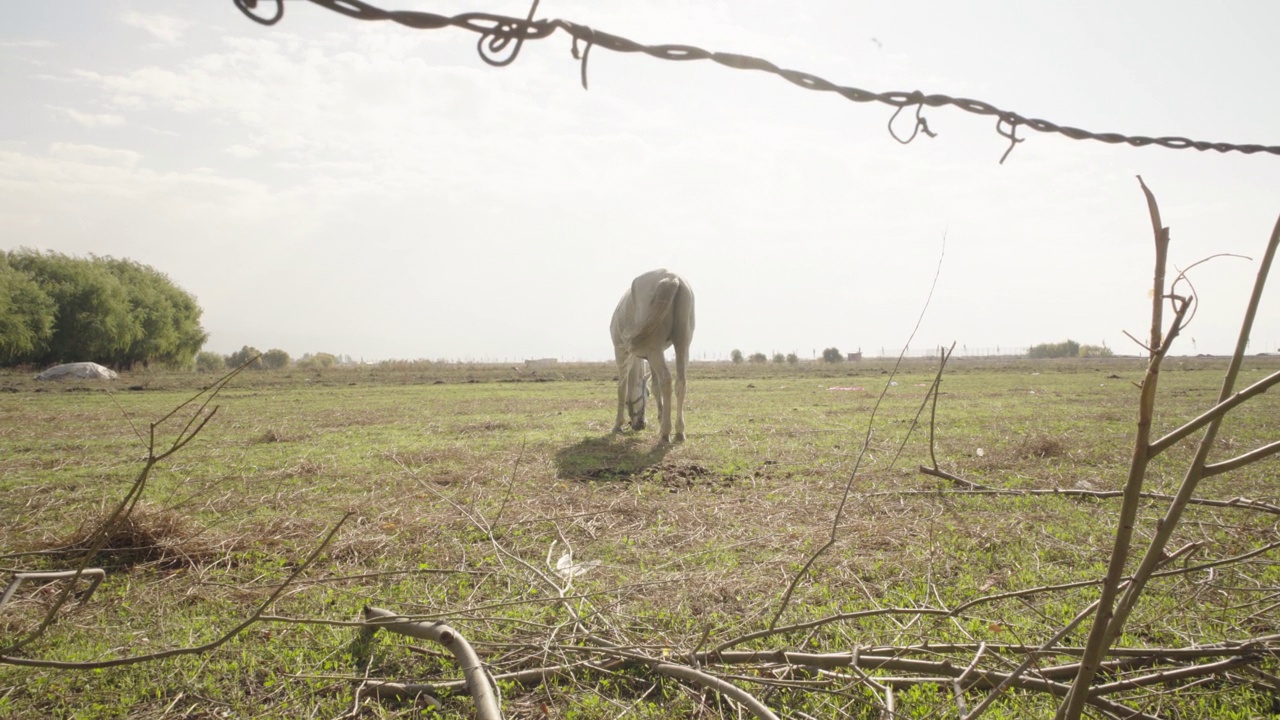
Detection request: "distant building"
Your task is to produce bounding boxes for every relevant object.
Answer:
[525,358,559,367]
[847,351,863,361]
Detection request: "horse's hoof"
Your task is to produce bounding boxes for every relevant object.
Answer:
[611,425,623,434]
[658,435,670,444]
[674,433,685,443]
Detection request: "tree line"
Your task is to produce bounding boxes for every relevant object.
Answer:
[196,347,348,372]
[0,249,207,368]
[1027,339,1113,358]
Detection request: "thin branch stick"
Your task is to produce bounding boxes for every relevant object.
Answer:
[360,660,605,698]
[1147,369,1280,457]
[962,600,1097,720]
[715,608,950,654]
[925,344,956,472]
[1090,655,1257,694]
[1058,177,1178,720]
[919,466,993,490]
[767,233,947,631]
[953,642,985,718]
[715,538,1262,656]
[889,342,955,473]
[897,480,1280,516]
[1202,439,1280,477]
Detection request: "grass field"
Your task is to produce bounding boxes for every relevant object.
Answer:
[1,356,1278,719]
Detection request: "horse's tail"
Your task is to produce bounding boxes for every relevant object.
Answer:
[627,276,681,353]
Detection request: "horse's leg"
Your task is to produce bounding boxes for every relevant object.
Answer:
[613,351,629,434]
[629,359,647,430]
[673,341,689,442]
[648,352,673,443]
[648,360,662,425]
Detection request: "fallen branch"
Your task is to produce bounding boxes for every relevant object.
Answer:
[363,607,502,720]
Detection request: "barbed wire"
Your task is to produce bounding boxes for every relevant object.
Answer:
[233,0,1280,164]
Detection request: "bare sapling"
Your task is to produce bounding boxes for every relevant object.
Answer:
[1057,179,1280,720]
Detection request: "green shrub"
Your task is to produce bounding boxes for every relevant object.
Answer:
[195,351,226,373]
[297,352,338,370]
[226,345,263,369]
[1028,340,1081,359]
[261,348,291,370]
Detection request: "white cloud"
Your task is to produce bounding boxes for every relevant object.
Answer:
[61,108,126,128]
[0,39,55,48]
[47,143,140,168]
[122,11,189,45]
[225,144,259,158]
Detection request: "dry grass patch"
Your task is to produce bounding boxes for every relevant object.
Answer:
[62,505,225,570]
[1019,433,1071,459]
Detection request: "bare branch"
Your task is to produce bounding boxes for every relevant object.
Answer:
[363,607,503,720]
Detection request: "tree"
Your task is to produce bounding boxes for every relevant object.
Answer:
[772,352,785,364]
[786,353,799,365]
[261,348,291,370]
[2,249,206,368]
[0,256,57,365]
[99,257,207,368]
[730,349,744,364]
[226,345,263,369]
[7,250,139,365]
[821,347,844,363]
[749,352,767,363]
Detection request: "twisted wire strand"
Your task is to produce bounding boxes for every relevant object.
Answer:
[233,0,1280,162]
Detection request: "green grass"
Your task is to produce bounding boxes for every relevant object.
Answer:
[1,356,1278,718]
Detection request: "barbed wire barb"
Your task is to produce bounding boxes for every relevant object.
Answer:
[570,35,591,90]
[233,0,1280,161]
[477,0,540,67]
[997,115,1025,164]
[888,98,937,145]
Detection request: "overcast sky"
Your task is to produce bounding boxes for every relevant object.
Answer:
[3,1,1279,361]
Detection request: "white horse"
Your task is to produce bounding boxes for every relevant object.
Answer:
[610,269,695,443]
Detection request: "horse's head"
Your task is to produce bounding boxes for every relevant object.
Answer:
[626,363,649,430]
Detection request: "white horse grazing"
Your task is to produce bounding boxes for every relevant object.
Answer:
[610,269,695,443]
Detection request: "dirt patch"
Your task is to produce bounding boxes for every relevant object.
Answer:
[573,466,635,482]
[633,460,728,491]
[554,434,669,481]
